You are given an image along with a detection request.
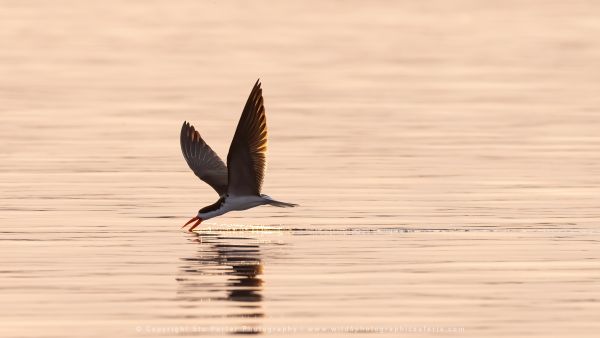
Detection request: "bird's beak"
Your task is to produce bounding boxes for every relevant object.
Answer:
[181,216,202,232]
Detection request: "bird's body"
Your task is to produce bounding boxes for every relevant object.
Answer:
[180,80,296,231]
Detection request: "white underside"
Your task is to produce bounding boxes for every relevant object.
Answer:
[199,195,269,220]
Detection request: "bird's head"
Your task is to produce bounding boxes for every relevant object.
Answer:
[180,198,225,232]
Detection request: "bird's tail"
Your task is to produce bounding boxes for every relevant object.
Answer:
[261,195,298,208]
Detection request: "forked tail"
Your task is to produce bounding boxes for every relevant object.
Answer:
[261,195,298,208]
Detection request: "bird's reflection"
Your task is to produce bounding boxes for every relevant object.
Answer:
[177,231,264,326]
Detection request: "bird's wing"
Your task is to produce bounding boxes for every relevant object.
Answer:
[180,121,229,196]
[226,79,268,196]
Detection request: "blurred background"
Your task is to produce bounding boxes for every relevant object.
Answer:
[1,1,599,337]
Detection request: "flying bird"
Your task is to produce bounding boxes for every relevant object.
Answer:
[180,80,296,232]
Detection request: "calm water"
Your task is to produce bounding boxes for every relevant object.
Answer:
[1,1,600,337]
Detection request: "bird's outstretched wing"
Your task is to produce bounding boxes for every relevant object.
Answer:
[226,79,268,196]
[180,121,228,196]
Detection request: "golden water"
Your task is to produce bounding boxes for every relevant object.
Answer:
[1,1,600,336]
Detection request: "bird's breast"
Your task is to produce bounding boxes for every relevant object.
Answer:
[223,195,269,212]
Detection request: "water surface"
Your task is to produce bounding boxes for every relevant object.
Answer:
[1,1,600,337]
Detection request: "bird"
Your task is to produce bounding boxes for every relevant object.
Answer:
[180,79,297,232]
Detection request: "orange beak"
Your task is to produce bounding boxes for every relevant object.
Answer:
[181,216,202,232]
